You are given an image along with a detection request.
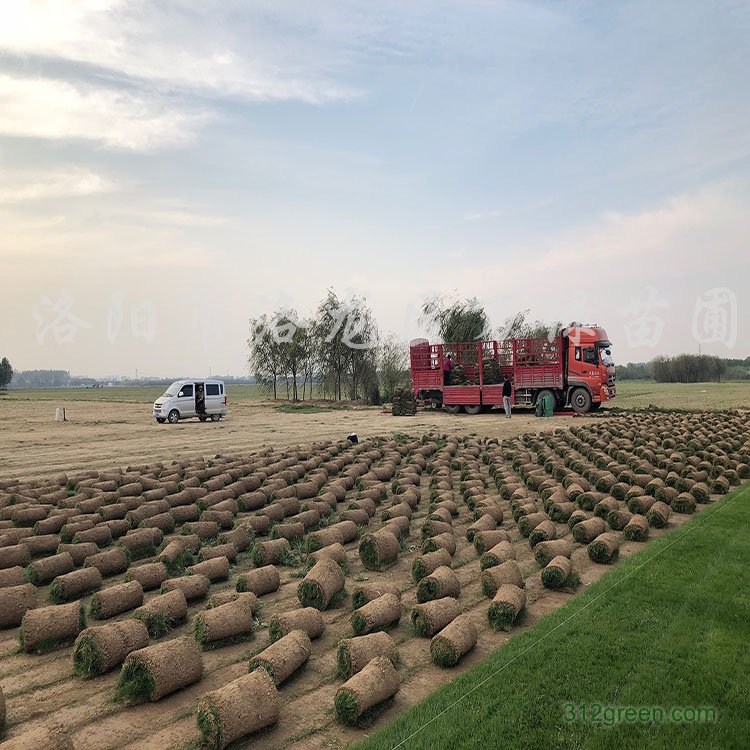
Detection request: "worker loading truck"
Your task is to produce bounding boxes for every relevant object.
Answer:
[410,324,615,415]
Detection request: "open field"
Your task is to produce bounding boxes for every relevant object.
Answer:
[1,409,747,749]
[603,380,750,412]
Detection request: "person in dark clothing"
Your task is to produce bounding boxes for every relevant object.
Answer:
[502,375,512,419]
[443,354,453,386]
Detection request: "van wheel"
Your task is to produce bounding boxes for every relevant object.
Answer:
[210,414,221,422]
[464,404,482,415]
[570,388,592,414]
[167,410,180,424]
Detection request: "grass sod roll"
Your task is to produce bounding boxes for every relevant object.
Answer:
[89,580,144,620]
[297,557,345,610]
[411,548,452,583]
[24,551,75,585]
[199,543,237,563]
[57,542,99,567]
[568,509,588,529]
[358,529,400,571]
[623,514,650,541]
[0,583,37,627]
[84,547,130,577]
[541,555,573,589]
[116,635,203,702]
[528,520,556,548]
[352,582,401,610]
[416,566,460,603]
[587,532,620,564]
[49,567,102,603]
[410,596,460,637]
[0,565,25,589]
[126,562,168,591]
[517,511,549,538]
[628,495,656,515]
[73,620,149,676]
[607,509,633,531]
[305,526,344,552]
[251,538,292,567]
[20,601,86,653]
[572,516,607,544]
[421,532,457,555]
[268,607,325,643]
[646,500,672,528]
[161,574,210,602]
[188,556,230,582]
[195,597,255,649]
[383,515,410,539]
[351,593,402,635]
[533,539,573,567]
[430,614,477,668]
[334,656,400,726]
[487,583,526,631]
[673,493,697,514]
[133,589,188,638]
[236,565,280,596]
[207,591,258,612]
[481,560,524,598]
[337,632,398,679]
[480,541,516,571]
[311,542,348,567]
[465,514,496,541]
[472,529,509,555]
[196,669,280,750]
[248,629,311,685]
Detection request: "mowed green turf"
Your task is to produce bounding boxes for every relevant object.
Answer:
[606,380,750,412]
[353,484,750,750]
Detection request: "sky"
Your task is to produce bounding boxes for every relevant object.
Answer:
[1,0,748,378]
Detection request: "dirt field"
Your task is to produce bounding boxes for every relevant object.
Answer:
[1,393,745,750]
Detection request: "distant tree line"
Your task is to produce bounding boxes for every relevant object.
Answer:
[618,355,750,382]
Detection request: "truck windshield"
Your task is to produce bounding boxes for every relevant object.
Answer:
[600,347,614,367]
[163,381,181,397]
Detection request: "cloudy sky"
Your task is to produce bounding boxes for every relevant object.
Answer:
[1,0,748,378]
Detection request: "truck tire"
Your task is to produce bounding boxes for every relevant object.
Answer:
[167,409,180,424]
[536,389,555,407]
[444,404,463,414]
[464,404,482,415]
[570,388,592,414]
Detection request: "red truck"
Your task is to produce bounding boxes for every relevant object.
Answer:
[410,325,615,415]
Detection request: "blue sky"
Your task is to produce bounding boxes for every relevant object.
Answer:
[1,0,748,377]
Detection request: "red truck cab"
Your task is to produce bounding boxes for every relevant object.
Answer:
[563,325,616,412]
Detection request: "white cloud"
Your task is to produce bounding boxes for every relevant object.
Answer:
[0,168,115,202]
[0,74,208,150]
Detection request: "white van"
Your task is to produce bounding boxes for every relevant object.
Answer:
[153,379,227,424]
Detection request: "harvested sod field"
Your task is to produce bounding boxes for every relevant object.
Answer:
[0,413,747,748]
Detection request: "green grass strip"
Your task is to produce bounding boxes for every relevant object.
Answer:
[350,484,750,750]
[115,658,155,703]
[72,632,103,677]
[196,702,222,750]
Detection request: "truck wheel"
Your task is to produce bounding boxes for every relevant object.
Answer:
[167,409,180,424]
[210,414,221,422]
[444,404,463,414]
[464,404,482,415]
[536,389,555,407]
[570,388,592,414]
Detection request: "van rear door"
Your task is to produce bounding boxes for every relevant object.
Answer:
[205,382,222,414]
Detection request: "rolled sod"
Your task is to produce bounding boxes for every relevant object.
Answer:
[465,514,496,541]
[248,629,311,685]
[627,495,656,515]
[58,542,99,567]
[411,548,452,583]
[416,566,460,603]
[334,656,399,726]
[473,504,504,523]
[351,593,402,635]
[305,526,345,551]
[73,620,149,677]
[161,574,210,602]
[133,589,188,637]
[587,532,620,564]
[196,668,280,750]
[568,509,588,529]
[549,501,577,522]
[118,529,160,560]
[269,607,325,642]
[623,513,650,541]
[533,539,572,567]
[1,722,75,750]
[219,526,254,552]
[126,562,168,592]
[382,502,412,521]
[251,538,292,567]
[646,500,672,528]
[572,516,607,544]
[480,541,515,571]
[358,529,400,571]
[541,555,573,589]
[690,482,711,504]
[528,519,556,548]
[607,509,633,531]
[188,556,230,582]
[90,580,144,620]
[421,520,453,540]
[20,601,86,653]
[0,583,37,628]
[327,520,360,544]
[21,533,60,557]
[383,515,410,539]
[337,632,398,679]
[472,529,509,555]
[73,524,112,547]
[481,560,523,598]
[116,635,203,702]
[0,565,25,589]
[49,567,102,603]
[207,591,258,611]
[430,613,477,668]
[195,597,254,649]
[410,596,460,637]
[352,582,401,610]
[311,542,348,567]
[199,543,237,563]
[297,557,345,610]
[421,532,456,555]
[85,547,130,577]
[271,521,305,542]
[236,565,280,596]
[517,511,550,538]
[24,552,75,586]
[672,492,697,514]
[487,583,526,631]
[593,497,619,519]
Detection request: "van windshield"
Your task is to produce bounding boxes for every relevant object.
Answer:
[163,381,181,397]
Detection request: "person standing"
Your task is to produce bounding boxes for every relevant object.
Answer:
[443,354,453,386]
[502,375,512,419]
